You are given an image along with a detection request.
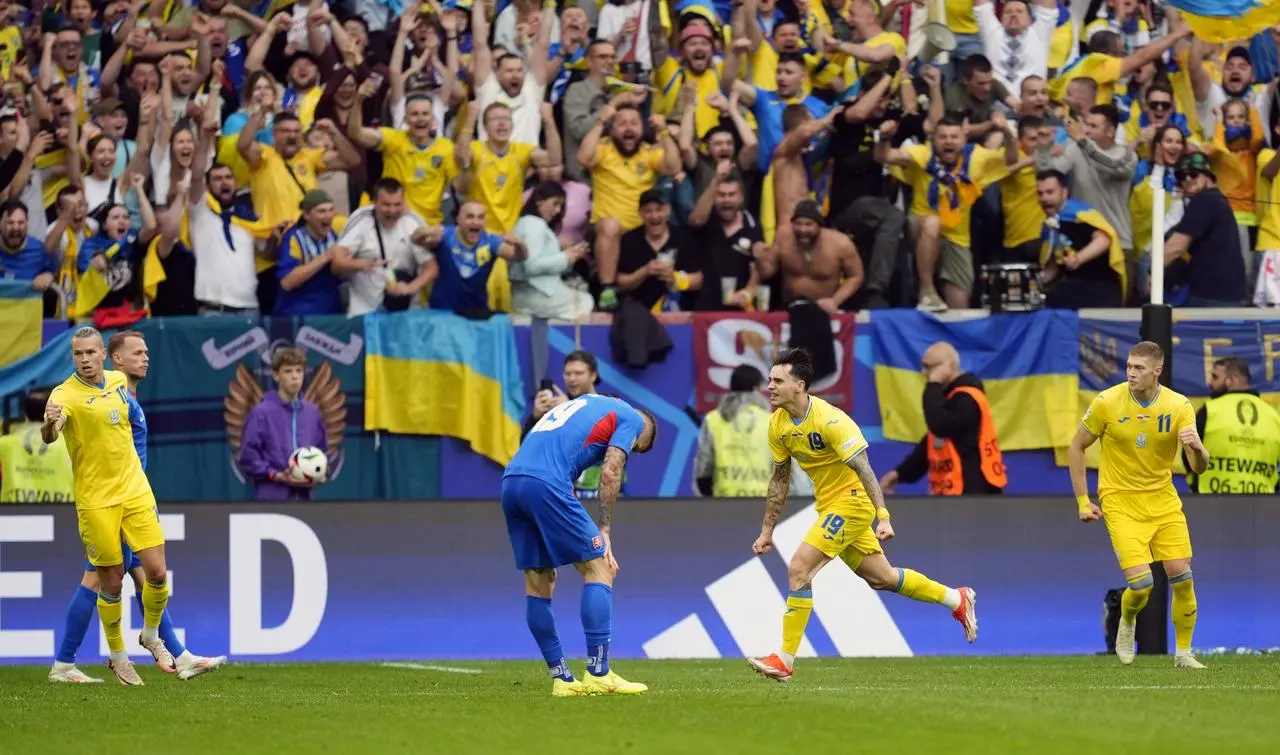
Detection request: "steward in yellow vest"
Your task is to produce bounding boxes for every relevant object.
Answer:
[0,397,76,503]
[1189,358,1280,495]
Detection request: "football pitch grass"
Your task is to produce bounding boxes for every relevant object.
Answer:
[4,656,1279,754]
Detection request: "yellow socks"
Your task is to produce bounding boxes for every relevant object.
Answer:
[780,588,813,664]
[1170,571,1197,653]
[895,568,948,605]
[141,579,170,631]
[1121,570,1154,622]
[98,592,124,654]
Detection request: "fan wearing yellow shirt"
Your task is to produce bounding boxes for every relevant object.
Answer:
[1068,341,1210,670]
[577,101,681,310]
[1002,117,1050,260]
[237,111,362,228]
[650,22,724,138]
[876,113,1018,312]
[820,0,906,91]
[747,348,978,683]
[348,85,456,227]
[1050,26,1189,107]
[42,327,170,686]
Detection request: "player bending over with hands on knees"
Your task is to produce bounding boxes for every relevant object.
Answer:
[749,348,977,682]
[49,330,225,683]
[502,394,657,697]
[1068,340,1210,669]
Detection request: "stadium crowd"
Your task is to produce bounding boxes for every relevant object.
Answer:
[0,0,1274,327]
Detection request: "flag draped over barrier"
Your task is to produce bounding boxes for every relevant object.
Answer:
[364,310,526,466]
[0,281,43,368]
[1165,0,1280,43]
[871,309,1081,451]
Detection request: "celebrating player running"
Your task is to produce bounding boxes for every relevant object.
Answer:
[1068,341,1210,668]
[502,393,656,697]
[749,348,977,682]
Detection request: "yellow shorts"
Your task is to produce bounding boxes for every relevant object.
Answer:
[1101,492,1193,571]
[77,492,165,567]
[801,504,883,572]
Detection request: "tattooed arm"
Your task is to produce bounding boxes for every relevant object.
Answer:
[753,461,792,554]
[848,449,896,542]
[598,447,628,535]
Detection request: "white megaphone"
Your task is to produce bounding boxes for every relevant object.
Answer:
[920,22,957,63]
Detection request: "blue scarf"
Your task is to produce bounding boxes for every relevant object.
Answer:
[925,144,978,219]
[1225,123,1254,142]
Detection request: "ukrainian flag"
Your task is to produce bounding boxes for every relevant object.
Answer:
[872,310,1080,451]
[0,281,43,368]
[364,310,526,466]
[1165,0,1280,43]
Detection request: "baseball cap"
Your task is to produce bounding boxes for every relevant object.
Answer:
[638,188,667,208]
[91,98,125,118]
[300,189,334,213]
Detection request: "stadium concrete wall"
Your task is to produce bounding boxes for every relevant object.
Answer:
[1,497,1276,664]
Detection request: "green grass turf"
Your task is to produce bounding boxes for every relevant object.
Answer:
[3,657,1279,754]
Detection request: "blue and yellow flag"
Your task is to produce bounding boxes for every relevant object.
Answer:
[871,310,1080,451]
[0,281,42,368]
[1040,198,1128,297]
[1166,0,1280,43]
[364,310,526,466]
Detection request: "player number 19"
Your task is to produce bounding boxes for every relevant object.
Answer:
[530,398,588,433]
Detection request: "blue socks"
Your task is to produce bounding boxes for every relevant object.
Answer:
[582,582,613,677]
[526,596,572,682]
[136,595,186,658]
[56,585,98,664]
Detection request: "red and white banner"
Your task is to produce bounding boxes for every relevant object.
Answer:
[691,312,856,414]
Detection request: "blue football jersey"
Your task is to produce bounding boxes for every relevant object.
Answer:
[505,395,645,487]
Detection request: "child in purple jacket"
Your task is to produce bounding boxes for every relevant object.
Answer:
[238,347,329,501]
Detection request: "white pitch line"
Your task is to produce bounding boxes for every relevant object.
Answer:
[379,662,483,674]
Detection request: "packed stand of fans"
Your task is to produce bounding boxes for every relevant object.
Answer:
[0,0,1273,328]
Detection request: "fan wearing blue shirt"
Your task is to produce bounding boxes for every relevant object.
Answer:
[277,190,345,316]
[722,52,832,174]
[0,201,58,298]
[426,200,528,312]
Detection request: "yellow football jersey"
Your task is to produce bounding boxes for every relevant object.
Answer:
[49,370,152,511]
[588,141,665,231]
[466,140,534,234]
[249,145,327,227]
[769,396,869,510]
[1082,383,1196,501]
[378,129,457,226]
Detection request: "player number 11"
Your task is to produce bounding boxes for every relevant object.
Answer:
[1157,413,1171,433]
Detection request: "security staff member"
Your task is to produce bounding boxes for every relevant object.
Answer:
[0,389,75,503]
[880,342,1007,496]
[1188,358,1280,494]
[693,365,813,498]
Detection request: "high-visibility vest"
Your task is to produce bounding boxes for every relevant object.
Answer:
[926,386,1007,496]
[0,424,75,504]
[1193,392,1280,495]
[705,403,773,498]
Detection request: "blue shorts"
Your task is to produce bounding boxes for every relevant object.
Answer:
[501,474,606,570]
[84,539,140,572]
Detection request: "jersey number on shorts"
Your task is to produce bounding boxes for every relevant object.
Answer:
[531,398,588,433]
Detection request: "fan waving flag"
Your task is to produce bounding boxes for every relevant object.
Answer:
[364,310,526,466]
[0,281,43,368]
[1166,0,1280,42]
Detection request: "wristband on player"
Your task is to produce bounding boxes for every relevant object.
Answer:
[876,507,890,521]
[1076,495,1093,512]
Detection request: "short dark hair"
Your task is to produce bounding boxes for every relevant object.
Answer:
[1089,104,1121,129]
[272,347,307,371]
[961,55,993,79]
[564,350,598,376]
[1145,77,1175,100]
[774,348,814,391]
[777,51,806,69]
[730,365,764,393]
[1088,30,1122,56]
[274,112,301,126]
[373,177,404,198]
[25,388,52,422]
[1214,357,1251,384]
[1017,116,1045,137]
[937,113,967,130]
[57,185,82,204]
[107,329,144,360]
[0,199,28,219]
[1035,169,1069,188]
